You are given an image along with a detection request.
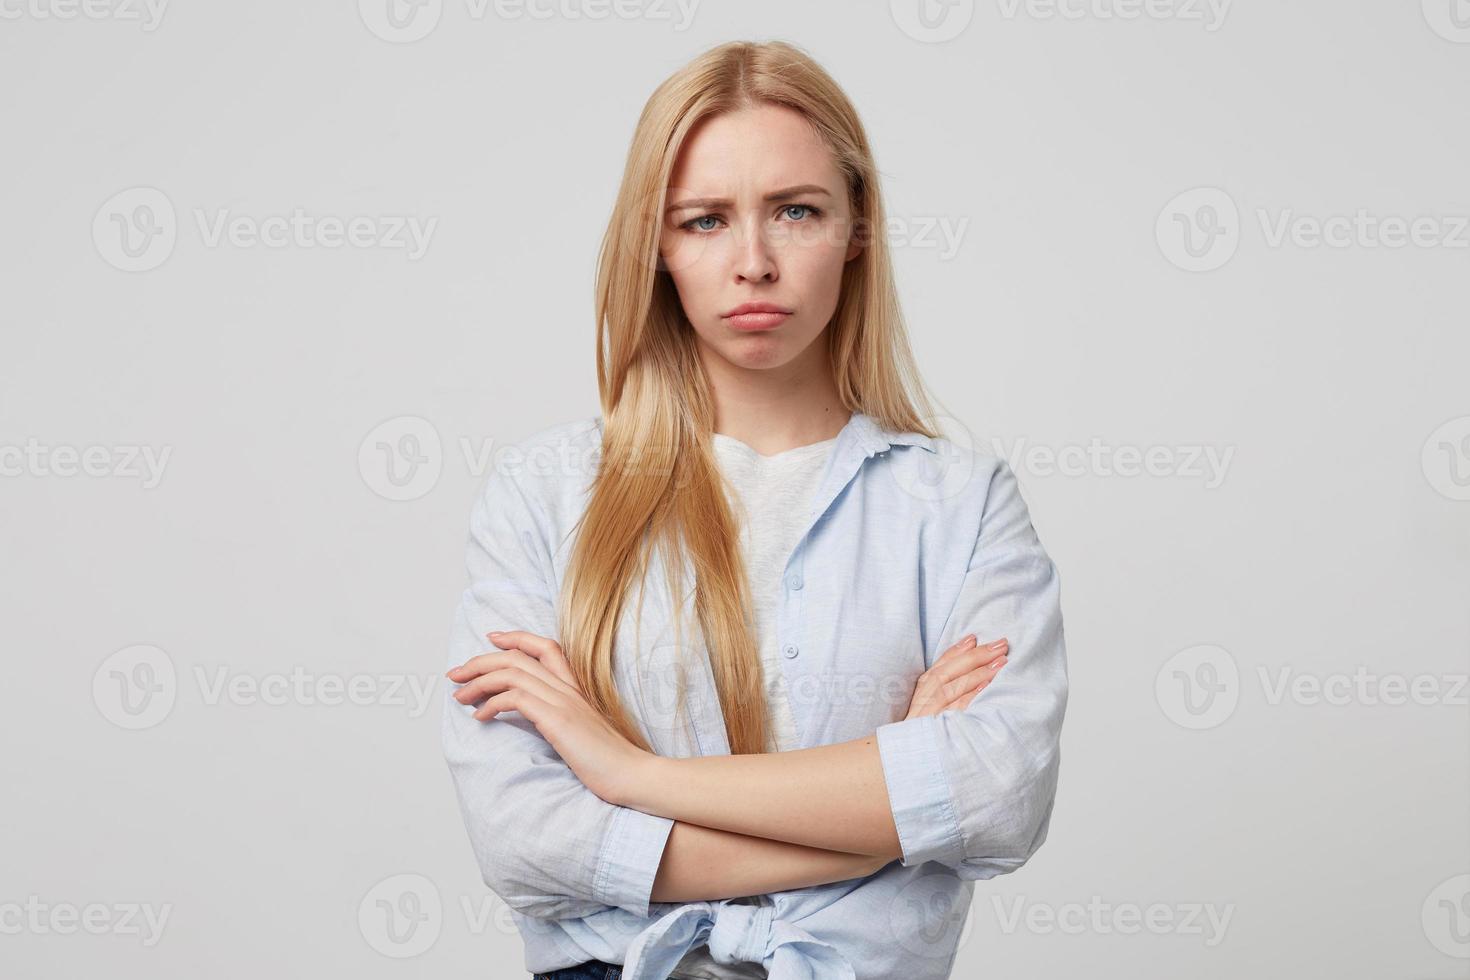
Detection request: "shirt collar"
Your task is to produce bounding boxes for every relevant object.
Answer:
[846,410,939,457]
[592,410,937,456]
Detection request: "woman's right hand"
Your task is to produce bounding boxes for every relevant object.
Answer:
[902,634,1009,720]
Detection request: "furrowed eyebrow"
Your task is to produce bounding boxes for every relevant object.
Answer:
[665,184,833,215]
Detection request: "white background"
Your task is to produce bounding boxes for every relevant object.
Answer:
[1,1,1467,977]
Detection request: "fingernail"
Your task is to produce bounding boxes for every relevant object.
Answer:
[990,638,1008,650]
[962,634,977,648]
[489,631,504,637]
[992,655,1008,668]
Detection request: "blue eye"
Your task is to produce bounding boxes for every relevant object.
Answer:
[678,203,823,234]
[679,214,724,233]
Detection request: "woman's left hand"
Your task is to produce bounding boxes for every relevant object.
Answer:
[447,630,652,806]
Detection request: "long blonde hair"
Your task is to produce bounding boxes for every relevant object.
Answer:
[556,40,941,756]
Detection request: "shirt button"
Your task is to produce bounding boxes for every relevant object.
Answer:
[782,644,799,659]
[786,574,803,591]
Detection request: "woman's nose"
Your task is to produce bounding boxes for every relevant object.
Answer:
[733,224,778,282]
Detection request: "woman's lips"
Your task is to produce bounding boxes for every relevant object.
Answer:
[725,311,791,330]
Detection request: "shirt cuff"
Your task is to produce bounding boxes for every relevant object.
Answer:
[593,805,676,917]
[875,714,966,869]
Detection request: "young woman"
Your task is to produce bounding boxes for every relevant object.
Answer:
[442,40,1068,980]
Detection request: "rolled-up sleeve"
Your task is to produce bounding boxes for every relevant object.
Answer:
[874,458,1068,881]
[441,466,675,918]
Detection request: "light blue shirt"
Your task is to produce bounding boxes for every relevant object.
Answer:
[441,410,1069,979]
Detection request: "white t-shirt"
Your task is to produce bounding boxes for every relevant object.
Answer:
[669,431,838,980]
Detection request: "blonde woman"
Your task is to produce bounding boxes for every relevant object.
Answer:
[442,40,1068,980]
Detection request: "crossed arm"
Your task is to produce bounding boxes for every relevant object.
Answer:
[650,812,891,904]
[634,734,902,855]
[637,736,902,902]
[451,638,911,903]
[452,625,1009,904]
[443,458,1066,917]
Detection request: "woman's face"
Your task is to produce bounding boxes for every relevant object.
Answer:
[658,103,862,373]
